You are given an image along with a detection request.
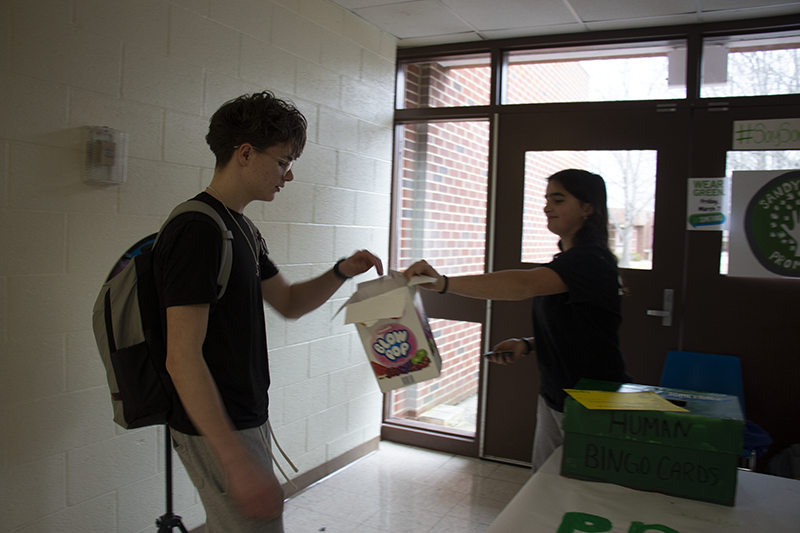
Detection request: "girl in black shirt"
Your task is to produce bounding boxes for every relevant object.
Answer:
[404,169,630,472]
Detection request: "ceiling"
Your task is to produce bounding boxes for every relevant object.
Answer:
[329,0,800,48]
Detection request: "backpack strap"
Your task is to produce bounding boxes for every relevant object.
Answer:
[155,200,235,299]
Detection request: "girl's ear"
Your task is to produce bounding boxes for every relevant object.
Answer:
[582,203,595,218]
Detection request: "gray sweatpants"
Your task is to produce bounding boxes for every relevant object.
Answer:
[171,422,284,533]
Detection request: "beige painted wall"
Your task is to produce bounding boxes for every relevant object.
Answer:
[0,0,396,531]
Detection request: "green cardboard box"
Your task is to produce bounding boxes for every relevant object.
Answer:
[560,380,744,506]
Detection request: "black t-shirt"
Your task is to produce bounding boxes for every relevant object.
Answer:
[154,192,279,435]
[532,243,631,412]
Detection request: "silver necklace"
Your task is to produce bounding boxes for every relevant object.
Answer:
[206,186,260,277]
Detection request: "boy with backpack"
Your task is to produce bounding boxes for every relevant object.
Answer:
[154,91,383,532]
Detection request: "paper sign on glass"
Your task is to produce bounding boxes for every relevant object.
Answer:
[565,389,690,412]
[686,178,729,231]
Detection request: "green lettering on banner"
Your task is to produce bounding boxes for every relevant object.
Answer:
[628,522,680,533]
[556,513,681,533]
[557,512,612,533]
[734,120,800,149]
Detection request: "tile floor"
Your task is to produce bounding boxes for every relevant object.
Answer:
[283,441,531,533]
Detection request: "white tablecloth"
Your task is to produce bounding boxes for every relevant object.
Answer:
[488,447,800,532]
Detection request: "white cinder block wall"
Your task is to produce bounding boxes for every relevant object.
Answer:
[0,0,397,531]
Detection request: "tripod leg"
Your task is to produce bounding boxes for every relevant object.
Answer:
[156,426,190,532]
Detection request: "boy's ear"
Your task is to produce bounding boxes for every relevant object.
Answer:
[237,144,254,165]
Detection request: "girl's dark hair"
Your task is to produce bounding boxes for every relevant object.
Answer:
[206,91,307,168]
[548,169,611,251]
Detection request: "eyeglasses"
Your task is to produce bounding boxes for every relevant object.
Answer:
[259,150,294,176]
[234,145,294,175]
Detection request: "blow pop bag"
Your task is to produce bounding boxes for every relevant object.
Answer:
[340,272,442,392]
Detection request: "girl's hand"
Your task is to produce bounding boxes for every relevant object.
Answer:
[403,260,445,292]
[484,338,531,365]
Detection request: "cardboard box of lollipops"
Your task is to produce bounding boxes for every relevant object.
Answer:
[560,379,745,506]
[339,272,442,392]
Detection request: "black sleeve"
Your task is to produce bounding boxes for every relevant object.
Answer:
[157,213,222,308]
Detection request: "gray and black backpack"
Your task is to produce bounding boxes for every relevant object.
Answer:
[92,200,233,429]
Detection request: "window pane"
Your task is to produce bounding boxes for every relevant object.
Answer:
[397,121,490,275]
[722,150,800,274]
[400,54,491,109]
[390,320,482,433]
[701,30,800,98]
[506,41,686,104]
[392,120,490,434]
[523,151,656,270]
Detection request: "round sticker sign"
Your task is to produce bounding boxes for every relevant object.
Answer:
[745,170,800,277]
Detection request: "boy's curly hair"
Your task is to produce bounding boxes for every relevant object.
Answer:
[206,91,307,168]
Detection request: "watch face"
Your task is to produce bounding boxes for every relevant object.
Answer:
[107,234,156,282]
[745,170,800,277]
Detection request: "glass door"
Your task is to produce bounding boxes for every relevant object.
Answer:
[682,102,800,458]
[485,104,691,463]
[679,29,800,456]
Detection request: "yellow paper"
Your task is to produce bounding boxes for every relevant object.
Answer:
[565,389,690,412]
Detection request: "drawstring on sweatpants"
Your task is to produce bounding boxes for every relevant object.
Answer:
[260,420,298,489]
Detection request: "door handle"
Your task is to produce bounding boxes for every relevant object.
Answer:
[646,289,674,326]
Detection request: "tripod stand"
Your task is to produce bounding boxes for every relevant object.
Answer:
[156,425,189,532]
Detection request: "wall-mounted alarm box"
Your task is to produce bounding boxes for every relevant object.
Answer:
[84,126,129,185]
